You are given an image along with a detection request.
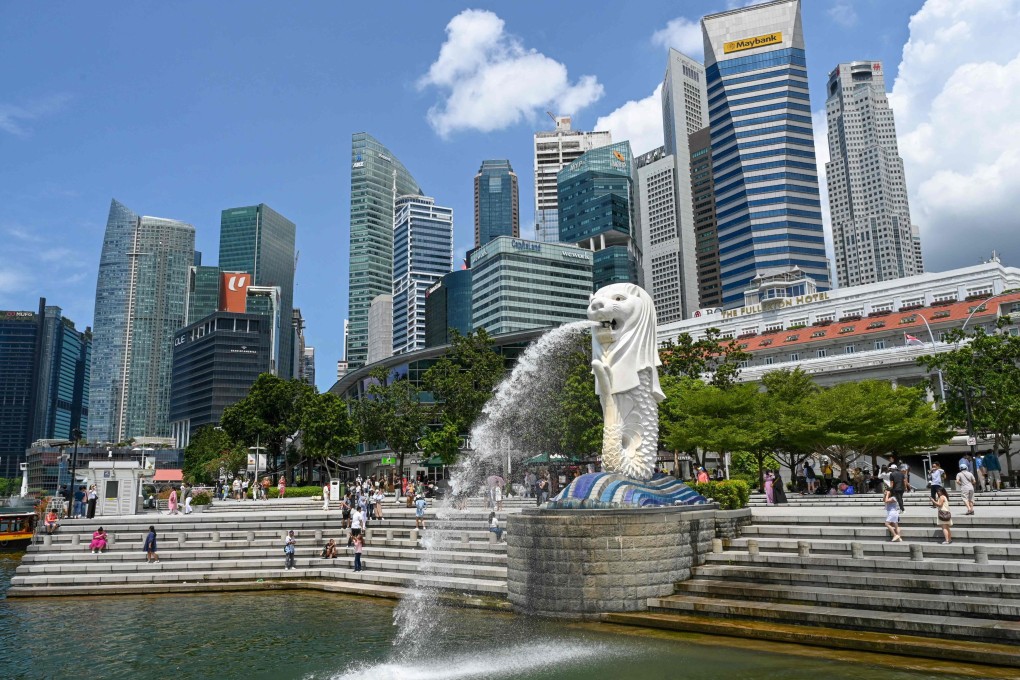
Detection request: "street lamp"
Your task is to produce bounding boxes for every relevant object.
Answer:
[915,314,947,402]
[66,428,82,517]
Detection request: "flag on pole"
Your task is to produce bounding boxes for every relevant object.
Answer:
[904,333,924,346]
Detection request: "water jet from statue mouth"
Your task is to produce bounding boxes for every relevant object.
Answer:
[600,319,617,330]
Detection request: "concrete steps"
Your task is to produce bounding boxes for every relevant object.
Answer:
[749,490,1020,507]
[10,506,510,599]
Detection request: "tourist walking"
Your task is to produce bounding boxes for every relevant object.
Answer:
[283,530,296,570]
[956,463,977,515]
[804,463,817,495]
[73,486,86,519]
[488,512,503,541]
[773,470,788,505]
[883,486,902,542]
[414,495,427,530]
[184,484,193,514]
[928,462,945,500]
[144,526,159,563]
[340,494,352,530]
[168,487,179,515]
[932,487,953,544]
[322,482,331,512]
[373,487,385,521]
[764,471,775,505]
[974,455,987,493]
[278,476,286,498]
[89,527,108,553]
[349,504,364,546]
[232,478,241,500]
[86,485,98,519]
[352,534,364,572]
[536,477,549,506]
[984,451,1002,491]
[889,465,906,512]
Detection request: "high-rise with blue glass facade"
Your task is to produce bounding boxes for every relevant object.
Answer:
[219,204,296,378]
[392,195,453,355]
[557,141,642,290]
[702,0,829,308]
[89,199,194,443]
[474,160,519,248]
[348,133,423,368]
[0,300,91,477]
[425,269,473,348]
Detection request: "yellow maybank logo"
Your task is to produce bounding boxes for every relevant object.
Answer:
[612,150,626,163]
[723,31,783,54]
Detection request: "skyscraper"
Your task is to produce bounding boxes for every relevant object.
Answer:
[533,116,612,243]
[219,204,296,378]
[89,199,194,442]
[702,0,829,307]
[826,60,921,287]
[367,294,393,365]
[0,301,91,477]
[425,269,473,348]
[470,237,592,336]
[347,133,423,369]
[690,127,723,309]
[636,147,686,323]
[392,195,453,355]
[557,141,642,290]
[474,160,519,248]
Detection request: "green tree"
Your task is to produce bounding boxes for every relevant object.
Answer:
[662,379,764,472]
[757,368,820,477]
[793,381,950,481]
[355,368,432,480]
[420,421,462,465]
[422,329,506,438]
[183,426,237,484]
[555,340,603,456]
[220,373,315,482]
[920,322,1020,476]
[299,392,359,481]
[659,327,751,388]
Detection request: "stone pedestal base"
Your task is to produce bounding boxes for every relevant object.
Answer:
[507,505,734,619]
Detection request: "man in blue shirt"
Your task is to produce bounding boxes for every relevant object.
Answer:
[983,451,1003,492]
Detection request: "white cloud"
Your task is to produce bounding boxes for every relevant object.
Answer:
[828,2,859,28]
[889,0,1020,270]
[594,85,664,157]
[419,9,604,137]
[0,95,70,136]
[651,18,703,60]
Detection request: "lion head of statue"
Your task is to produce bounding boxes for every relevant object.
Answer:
[587,283,664,400]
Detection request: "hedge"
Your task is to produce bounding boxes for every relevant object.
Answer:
[267,485,323,499]
[690,479,750,510]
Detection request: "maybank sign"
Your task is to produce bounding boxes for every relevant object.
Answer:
[723,31,782,54]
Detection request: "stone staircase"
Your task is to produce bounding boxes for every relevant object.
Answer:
[748,489,1020,507]
[7,506,514,602]
[605,504,1020,665]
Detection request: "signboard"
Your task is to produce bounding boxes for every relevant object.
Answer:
[723,31,782,54]
[511,239,541,253]
[721,292,830,319]
[380,457,397,465]
[967,436,977,446]
[220,272,251,312]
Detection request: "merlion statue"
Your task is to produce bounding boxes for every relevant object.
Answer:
[587,283,665,481]
[547,282,706,508]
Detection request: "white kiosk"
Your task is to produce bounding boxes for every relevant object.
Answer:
[86,461,154,516]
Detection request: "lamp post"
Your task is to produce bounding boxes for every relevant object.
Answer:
[249,436,265,500]
[67,428,82,518]
[915,313,947,402]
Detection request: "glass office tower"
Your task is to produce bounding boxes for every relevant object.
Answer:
[347,133,423,369]
[557,141,642,290]
[425,269,473,348]
[89,199,194,442]
[702,0,829,308]
[392,195,453,355]
[219,204,296,378]
[474,159,519,248]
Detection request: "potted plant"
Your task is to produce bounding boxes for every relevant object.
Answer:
[190,491,212,513]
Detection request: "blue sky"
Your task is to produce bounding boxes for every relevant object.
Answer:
[3,0,1017,392]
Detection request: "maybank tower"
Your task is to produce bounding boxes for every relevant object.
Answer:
[702,0,829,308]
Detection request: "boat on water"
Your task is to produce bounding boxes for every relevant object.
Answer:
[0,510,37,551]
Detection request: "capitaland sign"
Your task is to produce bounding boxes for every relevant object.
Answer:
[721,292,830,319]
[723,31,782,54]
[510,239,541,252]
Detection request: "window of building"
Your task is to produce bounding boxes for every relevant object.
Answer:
[817,349,828,358]
[816,313,835,323]
[932,291,957,303]
[790,352,800,362]
[764,356,774,365]
[875,340,886,350]
[765,323,783,332]
[966,286,993,299]
[845,345,856,354]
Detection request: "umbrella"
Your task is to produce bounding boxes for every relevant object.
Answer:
[486,475,505,488]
